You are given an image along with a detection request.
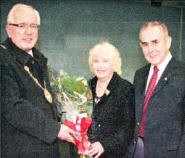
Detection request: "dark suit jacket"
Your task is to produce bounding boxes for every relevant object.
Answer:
[87,73,135,158]
[130,57,185,158]
[0,38,60,158]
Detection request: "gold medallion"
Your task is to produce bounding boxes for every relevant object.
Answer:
[24,65,53,104]
[44,88,53,104]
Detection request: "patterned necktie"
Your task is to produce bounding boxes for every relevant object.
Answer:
[139,66,159,137]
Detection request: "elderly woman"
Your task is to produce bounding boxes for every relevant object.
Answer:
[87,41,135,158]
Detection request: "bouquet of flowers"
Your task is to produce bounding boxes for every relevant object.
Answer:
[50,69,93,157]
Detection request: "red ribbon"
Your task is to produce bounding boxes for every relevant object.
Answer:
[64,116,92,155]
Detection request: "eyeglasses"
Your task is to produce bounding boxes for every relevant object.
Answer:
[8,23,40,30]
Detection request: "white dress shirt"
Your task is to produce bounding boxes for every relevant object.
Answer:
[27,50,33,57]
[145,52,172,93]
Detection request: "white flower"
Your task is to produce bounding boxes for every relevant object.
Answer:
[59,70,65,76]
[82,79,88,86]
[57,77,61,82]
[76,76,85,81]
[50,82,55,86]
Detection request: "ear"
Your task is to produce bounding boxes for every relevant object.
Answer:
[167,36,172,50]
[6,24,12,38]
[139,42,142,47]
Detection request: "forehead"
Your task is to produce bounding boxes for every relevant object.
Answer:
[93,50,112,59]
[13,7,38,24]
[140,26,165,42]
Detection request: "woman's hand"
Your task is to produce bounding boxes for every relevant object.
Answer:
[57,124,78,144]
[88,141,104,158]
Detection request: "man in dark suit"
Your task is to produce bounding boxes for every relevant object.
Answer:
[132,21,185,158]
[0,3,77,158]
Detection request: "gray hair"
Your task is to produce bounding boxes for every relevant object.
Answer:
[140,21,169,38]
[7,3,40,25]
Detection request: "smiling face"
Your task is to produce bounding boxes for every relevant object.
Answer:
[139,25,172,66]
[6,6,39,52]
[92,51,114,81]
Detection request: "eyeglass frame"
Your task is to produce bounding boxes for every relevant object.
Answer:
[8,23,40,30]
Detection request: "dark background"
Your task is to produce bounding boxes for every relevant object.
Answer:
[1,0,185,157]
[1,0,185,83]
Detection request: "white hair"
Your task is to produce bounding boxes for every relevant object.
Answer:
[7,3,40,25]
[88,41,122,75]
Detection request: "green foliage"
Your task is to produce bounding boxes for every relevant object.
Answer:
[49,69,93,117]
[51,70,88,95]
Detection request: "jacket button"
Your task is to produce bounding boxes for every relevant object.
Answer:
[137,122,140,126]
[134,141,137,144]
[98,124,101,127]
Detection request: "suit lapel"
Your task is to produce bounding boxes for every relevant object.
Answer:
[151,58,174,97]
[136,65,150,121]
[136,59,174,123]
[140,66,150,97]
[138,65,150,105]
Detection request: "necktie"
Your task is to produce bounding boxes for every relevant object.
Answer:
[139,66,159,137]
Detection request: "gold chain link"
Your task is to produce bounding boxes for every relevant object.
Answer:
[24,65,52,103]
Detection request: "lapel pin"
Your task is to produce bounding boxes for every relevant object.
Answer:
[105,89,110,96]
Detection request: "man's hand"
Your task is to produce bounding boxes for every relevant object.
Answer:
[88,141,104,158]
[57,124,77,144]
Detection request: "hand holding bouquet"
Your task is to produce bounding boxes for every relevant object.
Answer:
[64,115,92,156]
[50,69,93,157]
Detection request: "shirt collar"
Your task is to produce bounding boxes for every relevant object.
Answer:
[27,49,34,57]
[151,52,172,72]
